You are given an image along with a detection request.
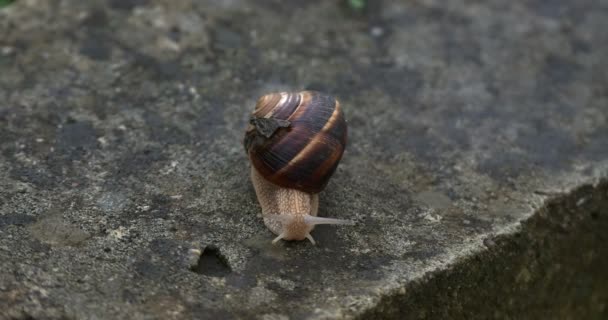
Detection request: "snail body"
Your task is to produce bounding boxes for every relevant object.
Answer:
[244,91,352,244]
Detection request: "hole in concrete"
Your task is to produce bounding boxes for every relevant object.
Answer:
[590,211,599,220]
[190,246,231,277]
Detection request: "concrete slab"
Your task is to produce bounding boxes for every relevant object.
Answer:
[1,0,607,319]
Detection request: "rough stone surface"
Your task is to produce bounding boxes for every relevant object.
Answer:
[0,0,607,319]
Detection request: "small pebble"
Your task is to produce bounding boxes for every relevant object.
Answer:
[370,26,384,37]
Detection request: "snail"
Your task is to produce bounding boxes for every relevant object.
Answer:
[244,91,353,245]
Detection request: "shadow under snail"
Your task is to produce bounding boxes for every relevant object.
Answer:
[244,91,354,245]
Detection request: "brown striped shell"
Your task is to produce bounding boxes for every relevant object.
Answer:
[244,91,347,194]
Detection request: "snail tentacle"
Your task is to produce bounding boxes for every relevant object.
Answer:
[272,233,286,245]
[303,215,355,226]
[305,234,316,245]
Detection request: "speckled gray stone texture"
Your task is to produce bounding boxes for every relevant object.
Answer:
[0,0,607,319]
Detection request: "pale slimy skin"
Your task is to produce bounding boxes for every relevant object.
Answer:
[250,167,352,245]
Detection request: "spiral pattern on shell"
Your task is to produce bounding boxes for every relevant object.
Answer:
[244,91,347,194]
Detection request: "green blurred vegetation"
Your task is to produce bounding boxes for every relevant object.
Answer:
[0,0,15,8]
[348,0,366,11]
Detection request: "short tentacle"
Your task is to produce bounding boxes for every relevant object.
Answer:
[272,232,286,245]
[305,234,316,245]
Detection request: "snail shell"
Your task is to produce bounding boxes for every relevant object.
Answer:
[244,91,352,244]
[244,91,347,193]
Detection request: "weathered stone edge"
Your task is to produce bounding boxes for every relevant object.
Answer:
[356,177,608,319]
